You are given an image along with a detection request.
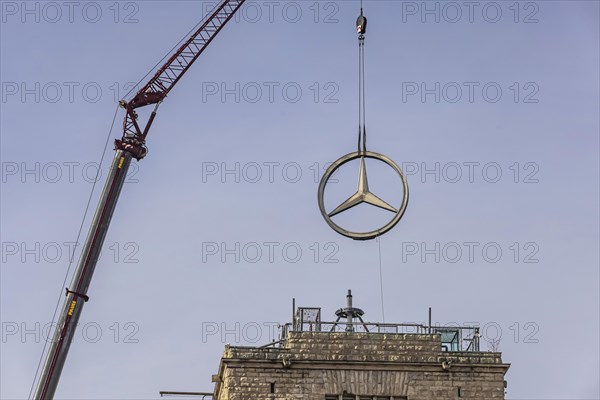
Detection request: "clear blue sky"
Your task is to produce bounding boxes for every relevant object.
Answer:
[1,1,599,399]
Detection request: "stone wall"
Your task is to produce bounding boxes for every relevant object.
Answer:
[213,331,509,400]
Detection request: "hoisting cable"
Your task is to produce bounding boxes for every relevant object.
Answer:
[357,0,368,153]
[377,233,386,323]
[356,1,385,322]
[28,104,121,400]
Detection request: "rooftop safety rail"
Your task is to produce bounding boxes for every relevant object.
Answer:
[278,321,481,352]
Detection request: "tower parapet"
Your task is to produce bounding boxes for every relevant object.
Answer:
[213,291,509,400]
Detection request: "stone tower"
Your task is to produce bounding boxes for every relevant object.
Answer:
[211,291,510,400]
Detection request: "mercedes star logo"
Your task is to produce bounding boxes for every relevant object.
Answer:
[318,151,409,240]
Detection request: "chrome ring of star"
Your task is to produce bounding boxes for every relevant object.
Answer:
[318,151,409,241]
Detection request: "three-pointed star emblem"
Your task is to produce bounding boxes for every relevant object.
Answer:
[328,157,398,218]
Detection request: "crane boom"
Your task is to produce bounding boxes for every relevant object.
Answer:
[33,2,246,398]
[118,0,246,160]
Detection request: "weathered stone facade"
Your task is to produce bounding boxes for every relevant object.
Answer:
[213,331,510,400]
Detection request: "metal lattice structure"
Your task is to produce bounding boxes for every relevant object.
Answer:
[294,307,322,332]
[117,0,246,160]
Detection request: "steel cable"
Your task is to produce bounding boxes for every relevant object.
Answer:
[28,105,120,399]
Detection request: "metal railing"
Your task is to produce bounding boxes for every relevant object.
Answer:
[159,391,213,399]
[281,321,481,352]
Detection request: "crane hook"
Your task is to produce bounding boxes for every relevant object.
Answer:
[356,10,367,35]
